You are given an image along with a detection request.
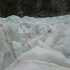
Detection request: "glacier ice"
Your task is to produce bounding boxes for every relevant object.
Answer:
[0,15,70,70]
[5,47,70,70]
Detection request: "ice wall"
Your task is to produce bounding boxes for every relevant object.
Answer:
[0,15,70,70]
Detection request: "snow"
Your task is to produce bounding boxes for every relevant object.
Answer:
[0,15,70,70]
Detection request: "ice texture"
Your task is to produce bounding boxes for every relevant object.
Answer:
[0,15,70,70]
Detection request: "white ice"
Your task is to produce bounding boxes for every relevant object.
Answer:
[0,15,70,70]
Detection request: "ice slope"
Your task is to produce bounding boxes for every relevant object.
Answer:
[5,47,70,70]
[0,15,70,70]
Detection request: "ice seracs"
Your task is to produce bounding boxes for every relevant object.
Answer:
[0,15,70,70]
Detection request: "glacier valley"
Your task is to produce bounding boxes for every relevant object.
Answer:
[0,15,70,70]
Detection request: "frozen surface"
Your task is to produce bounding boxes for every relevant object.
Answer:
[0,15,70,70]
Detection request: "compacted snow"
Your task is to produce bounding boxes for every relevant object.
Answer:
[0,15,70,70]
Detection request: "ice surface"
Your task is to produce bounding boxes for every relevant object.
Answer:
[5,47,70,70]
[0,15,70,70]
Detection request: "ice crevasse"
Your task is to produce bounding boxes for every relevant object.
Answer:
[0,15,70,70]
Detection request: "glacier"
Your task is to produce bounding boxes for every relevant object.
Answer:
[0,15,70,70]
